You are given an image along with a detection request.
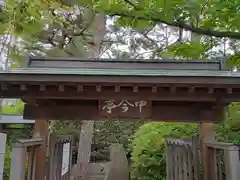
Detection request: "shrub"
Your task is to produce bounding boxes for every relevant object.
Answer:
[131,122,198,180]
[215,103,240,143]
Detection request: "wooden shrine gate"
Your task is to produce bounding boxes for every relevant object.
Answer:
[1,57,240,180]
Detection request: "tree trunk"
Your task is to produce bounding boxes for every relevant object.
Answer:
[76,12,106,180]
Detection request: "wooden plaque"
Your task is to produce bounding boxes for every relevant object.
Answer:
[99,100,151,120]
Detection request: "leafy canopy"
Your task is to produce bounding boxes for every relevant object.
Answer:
[87,0,240,39]
[0,0,96,66]
[1,0,240,65]
[84,0,240,65]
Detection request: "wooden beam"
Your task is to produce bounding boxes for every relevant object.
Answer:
[96,86,102,92]
[152,86,157,93]
[133,86,138,93]
[24,102,224,122]
[22,92,221,101]
[152,102,224,122]
[115,86,120,92]
[1,74,240,87]
[200,123,215,141]
[24,103,99,120]
[39,84,46,91]
[1,85,240,102]
[77,85,83,92]
[33,120,49,180]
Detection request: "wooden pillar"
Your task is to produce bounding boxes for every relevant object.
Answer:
[200,123,215,142]
[199,122,216,180]
[33,120,49,180]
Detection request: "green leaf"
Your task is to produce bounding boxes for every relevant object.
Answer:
[163,42,211,59]
[227,53,240,68]
[0,23,8,34]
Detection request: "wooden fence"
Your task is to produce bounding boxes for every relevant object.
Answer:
[8,134,240,180]
[165,137,201,180]
[204,141,240,180]
[47,134,73,180]
[165,137,240,180]
[9,138,44,180]
[8,134,73,180]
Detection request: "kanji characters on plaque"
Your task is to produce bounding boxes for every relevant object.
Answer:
[102,100,148,114]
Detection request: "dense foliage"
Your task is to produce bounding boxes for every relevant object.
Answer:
[130,103,240,180]
[131,122,198,180]
[50,120,143,154]
[215,103,240,143]
[1,0,240,65]
[93,120,143,153]
[81,0,240,37]
[86,0,240,63]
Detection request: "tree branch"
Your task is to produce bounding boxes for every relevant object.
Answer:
[140,29,159,48]
[123,0,138,9]
[110,12,240,39]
